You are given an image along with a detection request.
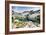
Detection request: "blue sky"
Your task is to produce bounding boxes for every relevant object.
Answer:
[12,6,40,13]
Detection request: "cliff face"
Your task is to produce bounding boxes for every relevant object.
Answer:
[12,10,40,17]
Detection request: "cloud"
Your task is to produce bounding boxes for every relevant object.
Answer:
[12,6,40,13]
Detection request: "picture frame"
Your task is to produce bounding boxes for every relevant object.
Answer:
[5,1,45,34]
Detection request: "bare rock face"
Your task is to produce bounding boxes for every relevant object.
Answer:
[24,21,37,28]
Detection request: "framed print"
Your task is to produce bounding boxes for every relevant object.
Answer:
[5,1,45,34]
